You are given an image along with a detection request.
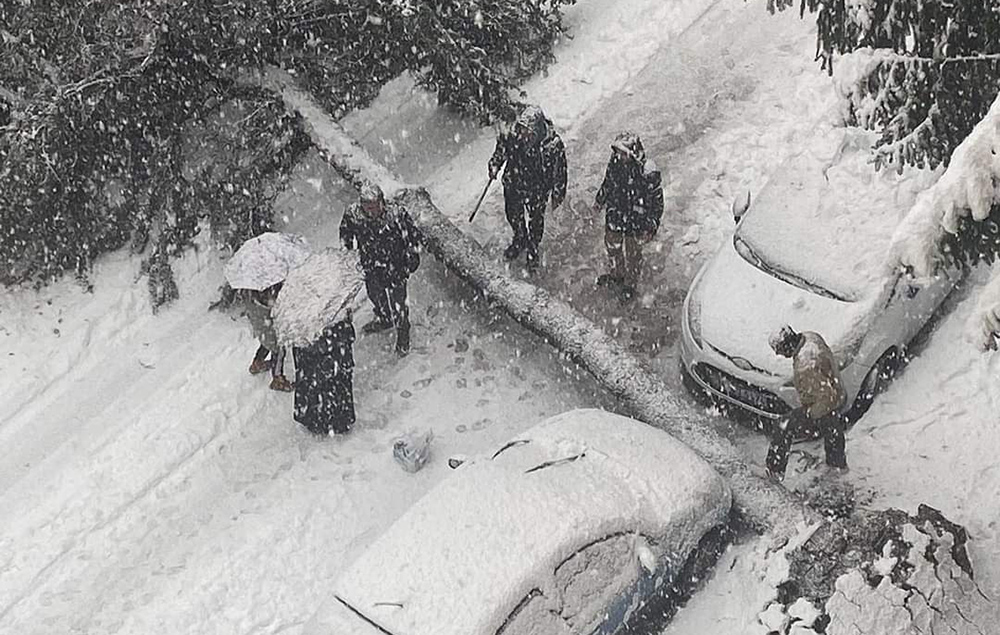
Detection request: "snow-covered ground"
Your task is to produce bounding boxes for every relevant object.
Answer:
[4,0,1000,633]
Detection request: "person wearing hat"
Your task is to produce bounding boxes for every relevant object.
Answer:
[339,181,421,356]
[487,104,567,272]
[593,131,664,302]
[766,325,848,481]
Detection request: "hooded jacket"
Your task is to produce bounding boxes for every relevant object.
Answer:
[488,106,568,206]
[340,201,420,282]
[595,133,664,235]
[792,331,847,419]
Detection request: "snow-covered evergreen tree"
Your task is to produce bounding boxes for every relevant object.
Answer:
[771,0,1000,171]
[0,0,574,307]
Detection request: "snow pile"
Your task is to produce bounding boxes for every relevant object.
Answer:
[889,92,1000,279]
[765,506,994,635]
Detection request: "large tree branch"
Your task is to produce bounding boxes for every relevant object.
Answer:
[250,67,821,539]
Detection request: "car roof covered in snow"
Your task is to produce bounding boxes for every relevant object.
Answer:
[736,126,941,302]
[333,409,731,635]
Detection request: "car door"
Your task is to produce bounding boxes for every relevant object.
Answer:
[494,534,654,635]
[875,267,958,350]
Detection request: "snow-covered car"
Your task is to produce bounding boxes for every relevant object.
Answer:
[304,408,732,635]
[681,127,961,424]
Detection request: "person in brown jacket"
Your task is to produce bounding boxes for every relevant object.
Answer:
[245,283,294,392]
[766,325,848,480]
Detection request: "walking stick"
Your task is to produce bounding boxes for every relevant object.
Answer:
[468,176,496,223]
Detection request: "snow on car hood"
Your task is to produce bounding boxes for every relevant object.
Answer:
[696,242,872,377]
[334,409,731,635]
[736,126,941,301]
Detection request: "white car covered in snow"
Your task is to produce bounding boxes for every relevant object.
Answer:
[304,409,732,635]
[681,127,961,424]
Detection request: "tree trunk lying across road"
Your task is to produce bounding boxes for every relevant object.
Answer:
[252,67,818,536]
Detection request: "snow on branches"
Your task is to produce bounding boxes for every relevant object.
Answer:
[890,92,1000,277]
[771,0,1000,171]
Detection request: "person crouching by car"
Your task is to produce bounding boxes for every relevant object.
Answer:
[246,283,293,392]
[593,131,664,303]
[293,312,356,436]
[766,325,848,481]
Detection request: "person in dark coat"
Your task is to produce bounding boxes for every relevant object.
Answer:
[339,181,421,356]
[293,313,356,436]
[766,325,849,481]
[488,104,567,272]
[593,131,664,302]
[245,283,293,392]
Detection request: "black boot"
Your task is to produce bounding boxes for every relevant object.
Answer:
[395,324,411,357]
[504,241,525,261]
[525,246,540,274]
[362,318,393,335]
[596,273,620,287]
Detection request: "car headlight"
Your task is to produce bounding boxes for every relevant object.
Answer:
[687,295,703,348]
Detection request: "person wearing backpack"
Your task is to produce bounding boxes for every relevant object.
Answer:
[593,131,664,303]
[488,104,567,273]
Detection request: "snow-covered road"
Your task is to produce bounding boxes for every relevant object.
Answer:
[3,0,999,632]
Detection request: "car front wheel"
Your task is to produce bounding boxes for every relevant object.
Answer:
[848,347,902,423]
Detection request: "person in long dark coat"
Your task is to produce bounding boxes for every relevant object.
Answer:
[488,104,567,272]
[292,314,356,436]
[339,181,420,356]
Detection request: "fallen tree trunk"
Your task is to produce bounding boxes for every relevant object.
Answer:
[252,67,818,537]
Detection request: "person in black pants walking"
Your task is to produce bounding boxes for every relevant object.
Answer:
[488,104,567,273]
[340,181,421,356]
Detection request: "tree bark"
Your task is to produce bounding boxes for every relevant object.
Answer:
[251,67,820,537]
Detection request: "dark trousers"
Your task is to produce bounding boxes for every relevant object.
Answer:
[504,187,546,261]
[366,275,410,350]
[253,344,285,378]
[766,407,847,476]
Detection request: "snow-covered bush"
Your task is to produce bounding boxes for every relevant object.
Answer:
[769,0,1000,171]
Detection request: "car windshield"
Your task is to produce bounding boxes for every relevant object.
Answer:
[733,233,852,302]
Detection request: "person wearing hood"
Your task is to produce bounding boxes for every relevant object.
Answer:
[245,282,294,392]
[593,131,664,302]
[340,181,421,356]
[766,325,849,481]
[488,104,567,272]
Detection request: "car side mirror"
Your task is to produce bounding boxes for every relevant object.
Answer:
[732,191,751,225]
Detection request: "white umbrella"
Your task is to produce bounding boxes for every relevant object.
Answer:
[272,248,366,347]
[224,232,311,291]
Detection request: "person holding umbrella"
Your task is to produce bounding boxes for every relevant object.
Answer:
[271,249,366,436]
[245,283,293,392]
[339,181,421,356]
[224,232,311,392]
